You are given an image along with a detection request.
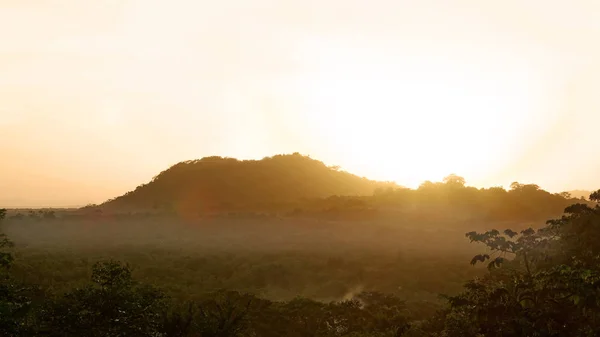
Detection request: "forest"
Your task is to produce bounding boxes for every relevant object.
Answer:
[1,154,600,336]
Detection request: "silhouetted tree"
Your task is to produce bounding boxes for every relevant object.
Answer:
[0,209,13,271]
[443,174,466,187]
[437,189,600,336]
[558,191,572,199]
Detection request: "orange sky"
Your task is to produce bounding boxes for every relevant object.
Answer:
[1,0,600,207]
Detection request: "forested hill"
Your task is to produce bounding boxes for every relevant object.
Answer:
[100,153,397,212]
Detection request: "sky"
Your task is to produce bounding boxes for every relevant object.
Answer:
[1,0,600,207]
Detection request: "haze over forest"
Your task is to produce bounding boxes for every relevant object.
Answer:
[2,153,599,336]
[2,0,600,207]
[2,1,600,336]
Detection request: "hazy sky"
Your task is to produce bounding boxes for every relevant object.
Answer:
[1,0,600,207]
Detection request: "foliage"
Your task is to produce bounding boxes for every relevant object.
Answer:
[436,190,600,336]
[1,207,40,336]
[2,181,600,336]
[0,280,40,336]
[0,231,14,271]
[39,260,167,336]
[194,290,255,337]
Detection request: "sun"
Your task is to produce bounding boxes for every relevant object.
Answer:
[284,38,544,188]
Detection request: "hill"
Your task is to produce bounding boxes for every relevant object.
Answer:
[100,153,397,213]
[567,190,593,200]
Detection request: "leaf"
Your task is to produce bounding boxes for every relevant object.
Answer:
[470,254,490,266]
[487,257,505,270]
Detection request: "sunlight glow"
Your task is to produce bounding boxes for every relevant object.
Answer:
[2,0,599,206]
[282,38,550,188]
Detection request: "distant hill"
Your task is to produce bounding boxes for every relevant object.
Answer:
[100,153,397,213]
[567,190,593,200]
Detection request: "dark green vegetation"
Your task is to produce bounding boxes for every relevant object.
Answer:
[2,155,600,336]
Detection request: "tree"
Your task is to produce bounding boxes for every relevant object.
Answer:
[438,190,600,336]
[509,182,523,191]
[0,209,39,336]
[443,174,466,187]
[0,209,13,271]
[510,182,540,193]
[590,190,600,202]
[160,301,197,337]
[0,234,13,271]
[558,191,572,199]
[40,260,167,336]
[195,290,255,337]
